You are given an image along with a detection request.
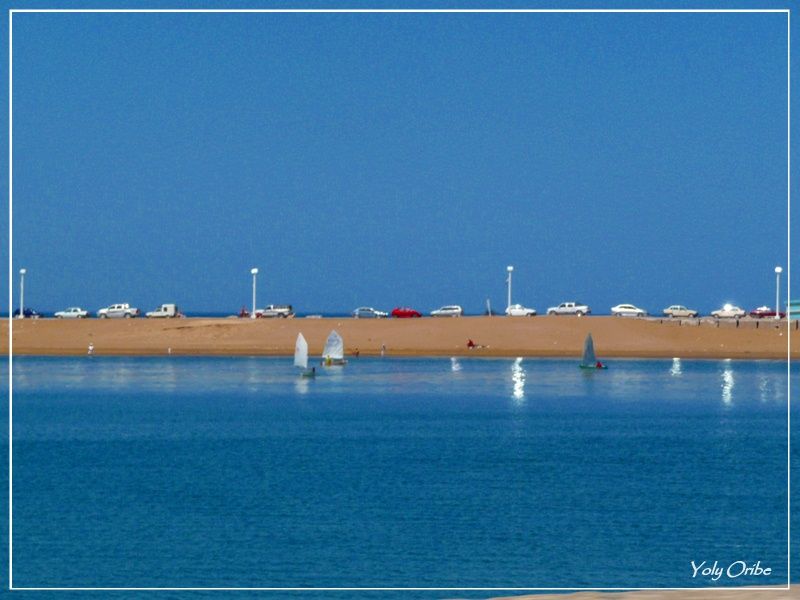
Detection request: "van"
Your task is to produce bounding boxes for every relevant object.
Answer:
[146,304,179,318]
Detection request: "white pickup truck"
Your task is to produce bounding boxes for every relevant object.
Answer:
[97,303,140,319]
[256,304,294,318]
[146,304,179,318]
[546,301,591,316]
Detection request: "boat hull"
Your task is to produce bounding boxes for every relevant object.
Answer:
[323,358,348,366]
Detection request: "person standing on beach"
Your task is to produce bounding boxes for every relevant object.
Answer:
[87,342,94,355]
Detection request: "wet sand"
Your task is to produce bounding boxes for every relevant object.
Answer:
[4,316,797,358]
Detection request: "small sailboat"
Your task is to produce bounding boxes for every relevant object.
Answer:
[579,333,607,369]
[294,333,316,378]
[321,330,348,366]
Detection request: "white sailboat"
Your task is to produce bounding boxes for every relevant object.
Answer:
[579,333,607,369]
[294,333,315,377]
[322,330,347,366]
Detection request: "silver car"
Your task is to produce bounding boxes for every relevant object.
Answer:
[611,304,647,317]
[431,305,463,317]
[711,304,746,319]
[55,307,89,319]
[663,305,698,318]
[352,307,388,318]
[506,304,537,317]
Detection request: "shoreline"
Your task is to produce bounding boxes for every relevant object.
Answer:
[4,316,797,359]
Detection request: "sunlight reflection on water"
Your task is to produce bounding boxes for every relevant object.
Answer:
[511,357,525,402]
[721,361,735,405]
[670,357,682,377]
[8,356,791,411]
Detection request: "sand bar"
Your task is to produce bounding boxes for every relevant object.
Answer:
[4,316,797,358]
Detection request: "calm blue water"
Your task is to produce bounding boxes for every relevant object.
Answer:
[5,356,795,594]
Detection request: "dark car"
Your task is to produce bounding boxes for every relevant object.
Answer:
[749,305,785,319]
[391,307,422,318]
[13,308,41,318]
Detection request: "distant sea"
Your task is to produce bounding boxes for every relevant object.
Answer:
[3,311,660,322]
[6,357,795,594]
[3,311,494,318]
[1,311,357,319]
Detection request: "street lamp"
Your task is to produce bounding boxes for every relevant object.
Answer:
[250,268,259,319]
[506,265,514,312]
[18,268,26,319]
[775,266,783,320]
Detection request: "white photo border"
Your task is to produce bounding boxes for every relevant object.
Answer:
[6,7,792,592]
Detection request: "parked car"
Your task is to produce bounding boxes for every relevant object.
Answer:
[257,304,294,318]
[13,308,41,318]
[663,305,698,318]
[505,303,536,317]
[749,305,785,319]
[431,305,463,317]
[711,304,745,319]
[146,303,180,318]
[97,303,139,318]
[611,303,647,317]
[547,301,591,316]
[54,307,88,319]
[352,307,388,318]
[391,307,422,318]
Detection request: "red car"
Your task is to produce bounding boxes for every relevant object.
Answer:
[391,307,422,318]
[749,306,785,319]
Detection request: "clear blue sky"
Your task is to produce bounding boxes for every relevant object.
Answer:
[4,8,794,314]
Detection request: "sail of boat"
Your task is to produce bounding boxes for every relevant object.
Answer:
[581,333,596,367]
[322,329,347,365]
[294,333,309,369]
[323,330,344,361]
[579,333,607,369]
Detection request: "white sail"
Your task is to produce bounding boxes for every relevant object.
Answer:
[581,333,597,366]
[294,333,309,369]
[322,330,344,360]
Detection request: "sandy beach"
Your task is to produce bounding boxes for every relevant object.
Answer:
[4,316,797,358]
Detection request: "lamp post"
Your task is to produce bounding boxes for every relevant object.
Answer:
[775,266,783,320]
[506,265,514,312]
[250,268,258,319]
[18,268,26,319]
